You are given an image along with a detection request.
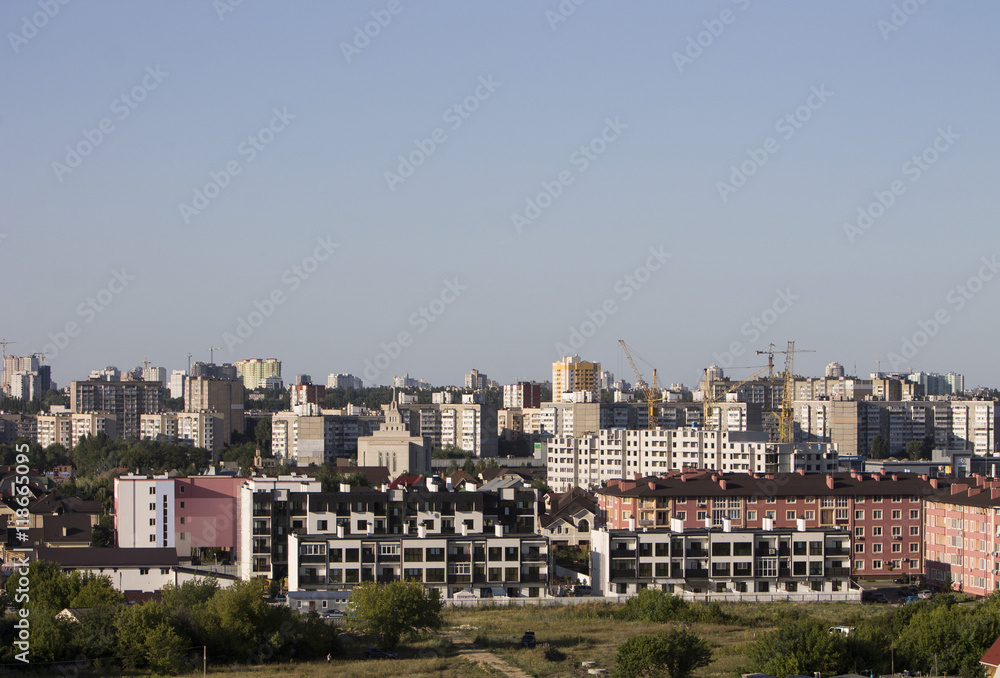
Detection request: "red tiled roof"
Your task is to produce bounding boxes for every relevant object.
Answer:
[982,635,1000,669]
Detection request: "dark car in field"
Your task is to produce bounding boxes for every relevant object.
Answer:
[521,631,536,648]
[872,593,889,603]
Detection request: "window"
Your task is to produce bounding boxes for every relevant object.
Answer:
[180,486,185,494]
[149,503,155,510]
[675,511,686,521]
[873,526,883,537]
[149,518,155,526]
[149,487,155,495]
[910,526,920,536]
[179,501,185,509]
[160,568,170,575]
[505,546,519,561]
[892,510,902,520]
[854,559,864,570]
[733,542,752,557]
[329,549,342,562]
[892,543,901,553]
[345,548,359,562]
[873,559,882,569]
[873,543,882,553]
[873,510,883,520]
[427,548,445,562]
[317,520,328,531]
[855,527,864,538]
[910,509,920,520]
[404,548,422,562]
[765,511,776,520]
[149,535,155,542]
[805,511,815,520]
[855,543,865,553]
[747,510,757,520]
[910,543,920,552]
[786,511,796,520]
[179,517,185,525]
[766,497,776,504]
[892,526,902,537]
[855,510,864,520]
[139,568,149,575]
[425,568,445,583]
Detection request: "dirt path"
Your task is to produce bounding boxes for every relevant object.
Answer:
[443,632,534,678]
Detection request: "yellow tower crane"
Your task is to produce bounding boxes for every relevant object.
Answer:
[618,339,662,430]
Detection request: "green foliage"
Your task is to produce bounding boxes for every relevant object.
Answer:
[254,417,272,454]
[432,444,474,459]
[613,628,713,678]
[745,617,848,677]
[870,434,889,459]
[221,441,257,475]
[90,514,114,547]
[69,433,210,477]
[905,440,925,461]
[315,463,371,491]
[616,588,727,625]
[348,579,444,649]
[532,477,553,495]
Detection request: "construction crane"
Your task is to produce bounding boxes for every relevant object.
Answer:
[207,347,221,364]
[0,338,15,364]
[768,340,814,444]
[701,364,770,432]
[618,339,662,430]
[186,353,193,372]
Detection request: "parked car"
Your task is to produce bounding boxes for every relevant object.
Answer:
[365,646,398,659]
[521,631,536,648]
[872,593,889,603]
[573,585,592,597]
[903,595,921,605]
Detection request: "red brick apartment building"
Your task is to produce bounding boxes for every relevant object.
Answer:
[597,469,938,579]
[924,474,1000,596]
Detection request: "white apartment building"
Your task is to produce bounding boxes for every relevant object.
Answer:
[139,412,220,452]
[546,428,837,493]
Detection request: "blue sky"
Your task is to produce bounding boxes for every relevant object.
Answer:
[3,1,999,389]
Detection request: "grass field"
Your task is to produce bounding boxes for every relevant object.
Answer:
[199,599,886,678]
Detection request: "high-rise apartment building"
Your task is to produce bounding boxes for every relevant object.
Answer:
[552,356,601,401]
[70,380,161,439]
[327,373,363,390]
[184,376,244,449]
[503,382,541,409]
[235,358,282,390]
[465,369,488,390]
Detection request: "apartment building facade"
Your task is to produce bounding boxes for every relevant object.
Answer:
[284,478,548,600]
[924,475,1000,596]
[596,470,933,579]
[70,379,162,439]
[591,523,856,601]
[546,428,837,493]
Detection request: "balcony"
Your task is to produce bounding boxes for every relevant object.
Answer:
[610,569,637,579]
[612,549,636,559]
[685,568,709,579]
[756,548,777,557]
[520,574,547,583]
[826,567,850,576]
[298,575,327,586]
[522,552,548,562]
[252,529,271,536]
[686,549,708,559]
[826,548,850,557]
[379,554,400,563]
[449,553,472,562]
[447,574,472,584]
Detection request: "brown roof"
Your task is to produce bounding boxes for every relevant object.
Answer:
[33,547,179,568]
[982,635,1000,669]
[596,471,949,501]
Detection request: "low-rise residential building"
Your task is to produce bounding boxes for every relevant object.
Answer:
[924,474,1000,596]
[591,523,857,601]
[284,478,547,600]
[596,470,932,580]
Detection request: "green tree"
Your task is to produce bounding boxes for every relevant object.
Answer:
[613,628,712,678]
[255,417,272,455]
[618,588,687,622]
[905,440,925,461]
[746,617,847,677]
[348,579,443,649]
[90,515,114,547]
[870,434,889,459]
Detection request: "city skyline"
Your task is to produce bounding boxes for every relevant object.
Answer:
[4,3,999,390]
